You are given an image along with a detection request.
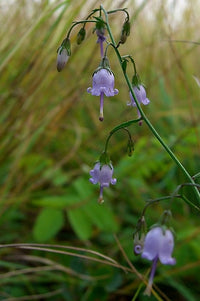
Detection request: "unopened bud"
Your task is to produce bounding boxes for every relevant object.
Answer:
[56,38,71,72]
[120,20,130,44]
[57,47,69,72]
[77,27,86,45]
[61,38,71,55]
[127,139,134,157]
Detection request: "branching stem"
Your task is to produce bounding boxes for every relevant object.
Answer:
[100,5,200,204]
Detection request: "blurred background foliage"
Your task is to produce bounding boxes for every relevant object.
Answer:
[0,0,200,300]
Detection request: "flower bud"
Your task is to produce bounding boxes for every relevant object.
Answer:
[127,139,134,157]
[61,38,71,55]
[77,27,86,45]
[57,48,68,72]
[120,19,130,44]
[56,38,71,72]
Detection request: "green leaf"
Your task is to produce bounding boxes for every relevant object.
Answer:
[83,202,119,232]
[43,168,69,186]
[32,194,80,208]
[67,208,92,240]
[73,177,96,199]
[33,208,64,242]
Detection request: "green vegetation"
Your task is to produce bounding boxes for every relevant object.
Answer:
[0,0,200,300]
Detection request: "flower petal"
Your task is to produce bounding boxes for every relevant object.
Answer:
[111,178,117,185]
[142,98,150,105]
[141,227,163,261]
[89,178,98,184]
[159,229,176,265]
[87,69,118,98]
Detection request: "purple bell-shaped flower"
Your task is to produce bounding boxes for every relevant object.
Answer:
[127,85,150,125]
[89,162,117,204]
[87,68,118,121]
[141,226,176,296]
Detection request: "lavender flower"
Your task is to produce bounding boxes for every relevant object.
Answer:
[141,226,176,296]
[57,48,69,72]
[87,68,118,121]
[89,162,117,204]
[127,85,150,125]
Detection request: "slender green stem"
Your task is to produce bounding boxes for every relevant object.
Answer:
[86,8,100,20]
[180,195,200,211]
[104,43,111,57]
[122,55,137,75]
[104,118,141,152]
[107,8,129,21]
[123,127,132,142]
[170,183,200,209]
[142,184,200,215]
[193,172,200,179]
[109,118,142,135]
[101,5,200,203]
[67,20,97,38]
[141,195,180,217]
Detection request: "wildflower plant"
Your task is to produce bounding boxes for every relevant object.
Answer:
[57,5,200,299]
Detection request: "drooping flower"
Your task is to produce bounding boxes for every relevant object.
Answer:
[141,226,176,296]
[57,38,71,72]
[127,85,150,125]
[87,63,119,121]
[77,27,86,45]
[89,162,117,204]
